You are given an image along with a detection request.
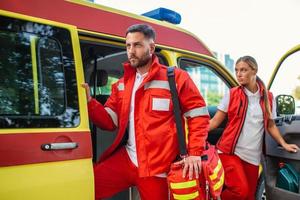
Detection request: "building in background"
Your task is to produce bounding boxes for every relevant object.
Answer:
[184,53,234,105]
[214,52,235,75]
[196,53,234,104]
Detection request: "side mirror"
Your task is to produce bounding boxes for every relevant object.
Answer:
[276,94,295,115]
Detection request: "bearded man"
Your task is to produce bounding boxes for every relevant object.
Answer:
[82,24,209,200]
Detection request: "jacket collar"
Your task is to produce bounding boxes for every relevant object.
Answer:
[238,80,266,98]
[123,55,160,83]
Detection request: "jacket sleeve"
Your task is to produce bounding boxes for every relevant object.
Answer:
[176,70,210,156]
[87,82,119,131]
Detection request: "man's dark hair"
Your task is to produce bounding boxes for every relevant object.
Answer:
[126,24,156,41]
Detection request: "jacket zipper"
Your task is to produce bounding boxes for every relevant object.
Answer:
[237,101,242,116]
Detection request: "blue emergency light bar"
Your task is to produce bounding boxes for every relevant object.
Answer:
[142,8,181,24]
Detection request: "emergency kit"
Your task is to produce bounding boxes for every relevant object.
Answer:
[276,162,300,193]
[166,67,224,200]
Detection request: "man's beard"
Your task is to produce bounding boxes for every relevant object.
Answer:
[130,52,152,68]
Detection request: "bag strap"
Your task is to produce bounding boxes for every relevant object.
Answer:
[167,67,209,160]
[167,67,187,156]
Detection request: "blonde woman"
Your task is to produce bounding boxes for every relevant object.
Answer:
[210,56,299,200]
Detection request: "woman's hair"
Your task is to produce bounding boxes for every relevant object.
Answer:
[236,56,272,120]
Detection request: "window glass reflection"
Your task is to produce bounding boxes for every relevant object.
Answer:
[270,51,300,115]
[0,16,79,128]
[179,59,229,106]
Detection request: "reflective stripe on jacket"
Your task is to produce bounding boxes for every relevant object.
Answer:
[216,82,273,154]
[88,55,209,177]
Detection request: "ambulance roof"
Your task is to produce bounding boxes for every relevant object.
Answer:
[0,0,213,56]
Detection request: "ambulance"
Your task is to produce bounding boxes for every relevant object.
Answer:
[1,0,299,200]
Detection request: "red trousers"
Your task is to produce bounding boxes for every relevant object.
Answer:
[219,154,259,200]
[93,147,169,200]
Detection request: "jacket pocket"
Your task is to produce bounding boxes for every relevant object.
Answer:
[151,97,170,111]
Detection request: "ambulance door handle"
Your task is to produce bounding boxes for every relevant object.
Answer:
[41,142,78,151]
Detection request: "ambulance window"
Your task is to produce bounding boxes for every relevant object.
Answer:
[270,50,300,115]
[37,37,65,115]
[0,31,35,115]
[179,59,229,106]
[0,16,79,128]
[80,41,126,103]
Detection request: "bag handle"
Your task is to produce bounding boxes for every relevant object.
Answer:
[167,67,187,156]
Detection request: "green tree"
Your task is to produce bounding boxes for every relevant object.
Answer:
[207,92,222,106]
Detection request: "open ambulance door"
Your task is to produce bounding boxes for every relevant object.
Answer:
[0,10,94,200]
[263,45,300,200]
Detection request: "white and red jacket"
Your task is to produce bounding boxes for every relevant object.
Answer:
[216,82,273,154]
[88,55,209,177]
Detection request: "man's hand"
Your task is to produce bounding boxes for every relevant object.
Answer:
[81,83,92,102]
[175,155,202,180]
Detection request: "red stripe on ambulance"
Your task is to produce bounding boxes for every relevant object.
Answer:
[0,131,92,167]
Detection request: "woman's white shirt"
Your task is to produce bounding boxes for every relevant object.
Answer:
[217,86,276,166]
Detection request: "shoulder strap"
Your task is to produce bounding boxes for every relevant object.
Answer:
[167,67,187,156]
